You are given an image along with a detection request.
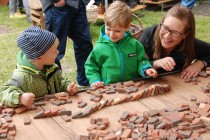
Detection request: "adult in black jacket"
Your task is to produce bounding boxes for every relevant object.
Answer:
[140,5,210,79]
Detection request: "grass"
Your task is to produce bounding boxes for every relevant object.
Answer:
[0,5,210,86]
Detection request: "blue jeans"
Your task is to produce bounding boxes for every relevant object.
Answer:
[22,0,31,22]
[181,0,196,9]
[9,0,23,15]
[44,0,93,86]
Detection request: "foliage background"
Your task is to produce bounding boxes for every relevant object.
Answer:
[0,5,209,85]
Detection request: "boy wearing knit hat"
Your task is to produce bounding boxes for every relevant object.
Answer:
[0,26,78,107]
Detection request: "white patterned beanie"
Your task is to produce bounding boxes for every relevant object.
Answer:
[17,26,56,60]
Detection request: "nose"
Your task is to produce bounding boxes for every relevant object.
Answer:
[57,50,59,55]
[164,31,172,38]
[110,31,115,38]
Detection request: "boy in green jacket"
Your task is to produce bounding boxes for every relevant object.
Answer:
[0,26,78,107]
[85,1,158,88]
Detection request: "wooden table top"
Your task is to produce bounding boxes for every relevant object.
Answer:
[12,73,210,139]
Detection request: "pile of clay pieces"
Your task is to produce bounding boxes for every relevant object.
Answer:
[81,96,210,139]
[0,81,171,139]
[71,82,171,119]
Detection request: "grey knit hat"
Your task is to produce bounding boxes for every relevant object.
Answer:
[17,26,56,60]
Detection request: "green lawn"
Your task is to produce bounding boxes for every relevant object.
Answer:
[0,5,210,85]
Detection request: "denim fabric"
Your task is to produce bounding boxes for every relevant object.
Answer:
[44,0,93,86]
[22,0,31,22]
[9,0,23,15]
[181,0,196,9]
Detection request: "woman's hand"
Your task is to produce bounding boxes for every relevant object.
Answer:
[153,57,176,71]
[181,60,204,79]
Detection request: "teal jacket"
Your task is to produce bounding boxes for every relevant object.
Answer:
[85,25,152,85]
[0,52,71,107]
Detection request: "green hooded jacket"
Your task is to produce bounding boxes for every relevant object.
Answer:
[0,52,71,107]
[85,25,152,85]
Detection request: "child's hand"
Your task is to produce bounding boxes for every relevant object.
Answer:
[67,82,78,95]
[91,82,104,88]
[20,93,35,107]
[145,68,158,78]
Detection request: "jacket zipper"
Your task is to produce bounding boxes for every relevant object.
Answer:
[44,67,59,94]
[117,43,124,81]
[44,76,51,94]
[54,81,58,93]
[104,73,108,85]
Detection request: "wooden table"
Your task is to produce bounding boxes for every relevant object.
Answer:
[140,0,173,11]
[12,73,210,139]
[98,4,146,19]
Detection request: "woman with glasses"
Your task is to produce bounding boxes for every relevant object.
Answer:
[139,4,210,79]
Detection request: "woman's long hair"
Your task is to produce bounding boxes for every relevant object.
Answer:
[153,4,195,68]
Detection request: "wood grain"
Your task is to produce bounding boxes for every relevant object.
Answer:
[12,74,210,139]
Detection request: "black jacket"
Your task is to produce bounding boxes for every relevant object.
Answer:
[140,25,210,72]
[41,0,88,12]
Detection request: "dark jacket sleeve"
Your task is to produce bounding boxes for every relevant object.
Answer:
[194,39,210,67]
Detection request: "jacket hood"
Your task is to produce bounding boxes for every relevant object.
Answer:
[17,51,39,71]
[98,25,133,44]
[17,51,56,75]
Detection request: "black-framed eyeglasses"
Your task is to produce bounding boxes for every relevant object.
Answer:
[160,24,185,38]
